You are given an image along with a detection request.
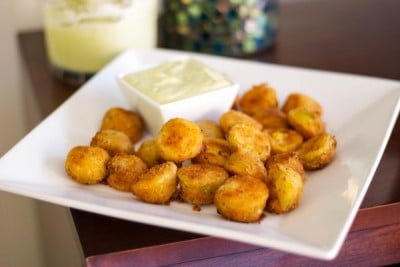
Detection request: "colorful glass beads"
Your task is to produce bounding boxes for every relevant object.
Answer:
[160,0,278,57]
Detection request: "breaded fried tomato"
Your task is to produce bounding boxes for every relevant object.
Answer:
[107,154,147,191]
[227,123,271,162]
[297,132,336,170]
[177,163,229,205]
[282,93,323,116]
[252,108,289,130]
[239,83,278,115]
[65,146,110,185]
[214,175,269,223]
[266,128,303,154]
[224,151,267,181]
[219,110,262,134]
[265,153,305,214]
[90,129,135,156]
[100,107,143,143]
[196,119,225,139]
[156,118,204,163]
[192,137,232,167]
[266,152,305,183]
[131,161,178,204]
[136,139,163,167]
[287,107,325,139]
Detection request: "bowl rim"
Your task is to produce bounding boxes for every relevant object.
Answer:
[115,56,240,107]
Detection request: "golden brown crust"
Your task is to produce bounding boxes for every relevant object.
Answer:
[90,129,135,156]
[297,132,336,170]
[65,146,110,185]
[131,162,178,204]
[177,164,229,205]
[252,108,289,130]
[196,119,225,139]
[224,151,267,181]
[266,128,304,155]
[219,110,262,134]
[266,152,306,183]
[136,139,164,167]
[287,107,325,139]
[100,107,143,143]
[239,83,278,115]
[227,124,271,162]
[282,93,323,115]
[214,175,269,223]
[192,138,232,167]
[107,154,147,191]
[156,118,204,163]
[265,163,304,214]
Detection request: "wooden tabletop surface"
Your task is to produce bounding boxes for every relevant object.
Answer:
[18,0,400,265]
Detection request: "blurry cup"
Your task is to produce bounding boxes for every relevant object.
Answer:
[44,0,158,85]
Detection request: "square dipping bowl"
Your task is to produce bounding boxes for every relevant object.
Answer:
[117,57,240,136]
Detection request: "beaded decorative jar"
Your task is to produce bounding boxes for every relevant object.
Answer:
[160,0,278,57]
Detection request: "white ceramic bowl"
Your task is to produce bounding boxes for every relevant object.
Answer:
[117,58,240,136]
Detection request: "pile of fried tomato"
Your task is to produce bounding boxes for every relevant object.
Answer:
[65,83,336,223]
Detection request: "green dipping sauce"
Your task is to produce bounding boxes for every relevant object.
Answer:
[123,58,233,104]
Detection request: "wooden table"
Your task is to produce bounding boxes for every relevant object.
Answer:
[18,0,400,265]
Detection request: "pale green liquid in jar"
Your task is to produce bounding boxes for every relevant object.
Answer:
[44,0,157,74]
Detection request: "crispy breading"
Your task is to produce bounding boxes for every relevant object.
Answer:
[107,154,147,191]
[197,119,225,139]
[65,146,110,184]
[227,123,271,162]
[287,107,325,139]
[136,139,164,167]
[177,163,229,205]
[100,107,143,143]
[265,163,304,214]
[282,93,323,115]
[297,132,336,170]
[252,108,289,130]
[219,110,262,134]
[239,83,278,115]
[266,128,304,154]
[224,151,267,181]
[214,175,269,223]
[131,162,178,204]
[90,129,135,156]
[192,137,232,167]
[156,118,204,163]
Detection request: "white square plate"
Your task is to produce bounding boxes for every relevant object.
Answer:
[0,48,399,260]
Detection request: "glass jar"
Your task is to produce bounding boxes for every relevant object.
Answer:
[44,0,158,85]
[160,0,278,57]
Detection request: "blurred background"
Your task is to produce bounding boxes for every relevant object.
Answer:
[0,2,84,266]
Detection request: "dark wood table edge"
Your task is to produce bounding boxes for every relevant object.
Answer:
[85,202,400,266]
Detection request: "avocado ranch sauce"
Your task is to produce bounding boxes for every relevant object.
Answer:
[123,59,233,104]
